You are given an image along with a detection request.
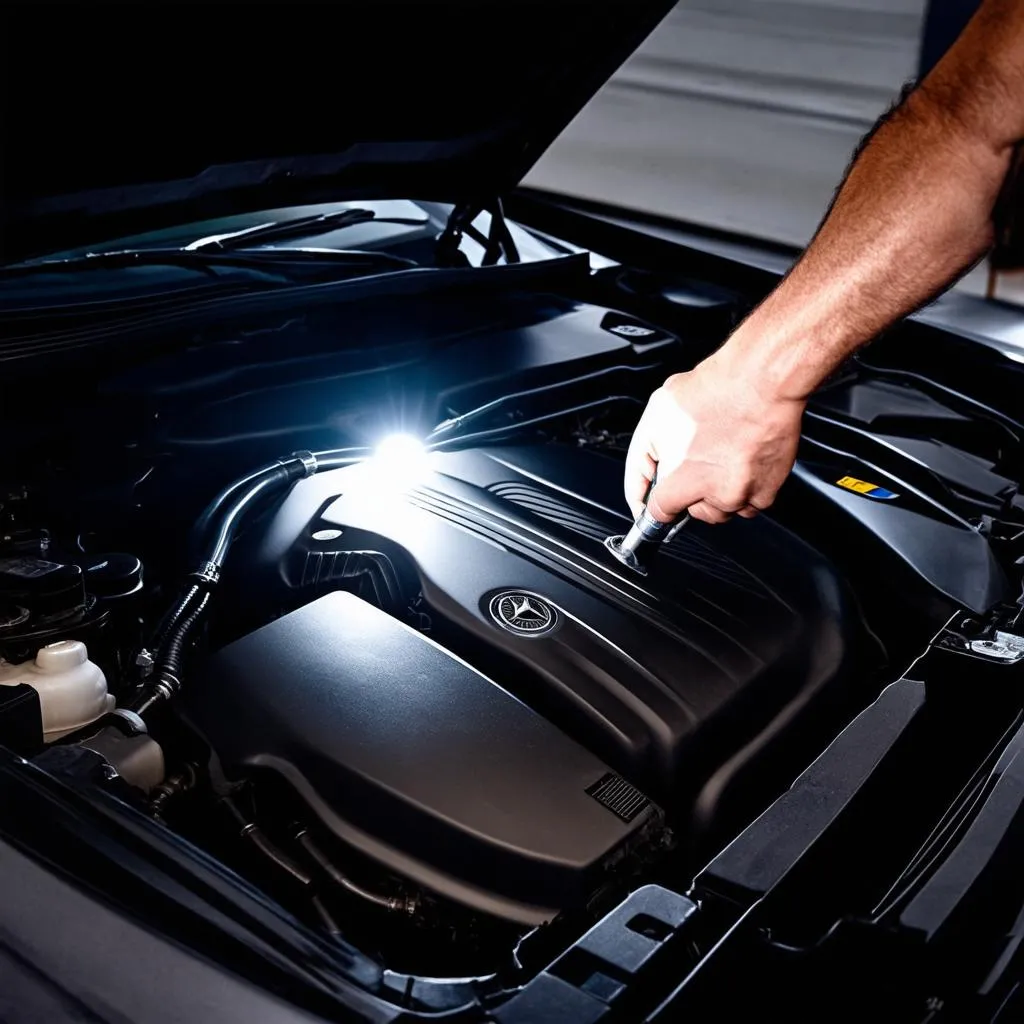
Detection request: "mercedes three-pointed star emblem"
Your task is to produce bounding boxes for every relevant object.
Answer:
[489,591,557,636]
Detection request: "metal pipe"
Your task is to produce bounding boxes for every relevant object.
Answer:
[294,828,418,916]
[222,797,312,888]
[150,764,197,818]
[311,895,342,935]
[431,396,642,452]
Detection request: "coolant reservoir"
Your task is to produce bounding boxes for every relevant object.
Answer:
[0,640,114,742]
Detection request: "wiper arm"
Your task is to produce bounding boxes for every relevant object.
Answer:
[3,246,418,278]
[186,207,426,253]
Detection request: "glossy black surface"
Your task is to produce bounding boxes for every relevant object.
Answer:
[238,442,874,833]
[651,613,1024,1022]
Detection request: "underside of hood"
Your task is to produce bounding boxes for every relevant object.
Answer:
[1,2,674,262]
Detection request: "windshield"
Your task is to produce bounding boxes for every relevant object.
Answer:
[47,200,435,260]
[0,200,573,311]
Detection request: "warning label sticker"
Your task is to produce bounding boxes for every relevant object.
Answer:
[835,475,898,500]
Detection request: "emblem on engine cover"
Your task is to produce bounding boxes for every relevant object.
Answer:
[608,323,655,338]
[489,592,557,636]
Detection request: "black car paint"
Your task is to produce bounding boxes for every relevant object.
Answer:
[652,623,1024,1022]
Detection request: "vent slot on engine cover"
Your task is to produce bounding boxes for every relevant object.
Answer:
[587,773,651,823]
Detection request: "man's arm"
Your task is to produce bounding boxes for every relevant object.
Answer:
[626,0,1024,525]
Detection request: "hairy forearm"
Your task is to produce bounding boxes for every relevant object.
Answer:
[710,2,1024,401]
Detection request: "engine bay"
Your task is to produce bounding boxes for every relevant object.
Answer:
[2,248,1024,1006]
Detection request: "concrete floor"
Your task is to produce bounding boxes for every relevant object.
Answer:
[526,0,928,248]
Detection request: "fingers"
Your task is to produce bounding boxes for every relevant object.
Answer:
[624,425,658,521]
[686,499,731,525]
[623,363,800,527]
[688,496,771,524]
[647,464,710,523]
[625,450,657,521]
[663,492,768,526]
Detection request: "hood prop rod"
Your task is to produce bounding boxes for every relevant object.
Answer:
[435,198,520,268]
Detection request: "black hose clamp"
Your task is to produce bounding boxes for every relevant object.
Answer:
[190,560,221,585]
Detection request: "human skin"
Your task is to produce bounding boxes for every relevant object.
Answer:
[625,0,1024,525]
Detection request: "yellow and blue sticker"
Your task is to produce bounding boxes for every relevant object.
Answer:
[835,475,898,500]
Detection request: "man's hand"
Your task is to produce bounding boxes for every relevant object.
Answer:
[624,356,805,525]
[623,0,1024,526]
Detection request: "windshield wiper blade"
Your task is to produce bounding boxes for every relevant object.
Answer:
[3,246,418,278]
[186,207,426,253]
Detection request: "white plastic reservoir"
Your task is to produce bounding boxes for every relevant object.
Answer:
[0,640,114,742]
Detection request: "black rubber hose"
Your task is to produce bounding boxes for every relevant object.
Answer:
[136,452,327,718]
[132,589,210,715]
[161,590,211,681]
[307,447,367,472]
[150,582,201,655]
[202,459,306,569]
[222,797,313,888]
[197,448,370,567]
[191,464,286,556]
[149,764,197,818]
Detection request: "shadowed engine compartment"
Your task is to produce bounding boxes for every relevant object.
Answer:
[185,442,872,933]
[2,246,1023,1007]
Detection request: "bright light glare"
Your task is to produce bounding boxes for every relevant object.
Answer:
[367,433,430,490]
[375,433,426,470]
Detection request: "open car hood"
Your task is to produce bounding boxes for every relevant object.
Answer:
[1,2,673,262]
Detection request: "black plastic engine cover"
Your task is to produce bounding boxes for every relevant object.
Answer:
[188,591,660,924]
[243,443,871,822]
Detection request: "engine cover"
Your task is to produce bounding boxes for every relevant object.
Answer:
[189,591,660,925]
[235,443,870,823]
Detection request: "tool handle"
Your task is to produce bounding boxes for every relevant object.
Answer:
[664,514,692,543]
[632,505,674,542]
